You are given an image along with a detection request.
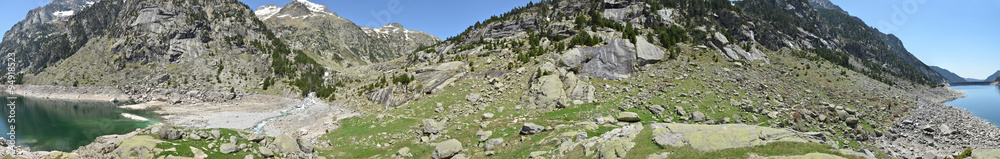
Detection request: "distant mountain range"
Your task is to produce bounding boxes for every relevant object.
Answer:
[0,0,437,94]
[930,66,966,83]
[254,0,440,67]
[988,70,1000,82]
[928,66,1000,83]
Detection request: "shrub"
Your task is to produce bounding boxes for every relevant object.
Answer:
[956,148,973,159]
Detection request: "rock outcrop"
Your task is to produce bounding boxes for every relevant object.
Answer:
[650,123,809,151]
[432,139,463,159]
[563,39,638,80]
[532,74,567,107]
[635,37,666,65]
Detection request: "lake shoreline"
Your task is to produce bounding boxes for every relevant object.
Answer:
[874,87,1000,158]
[945,84,1000,126]
[0,85,357,158]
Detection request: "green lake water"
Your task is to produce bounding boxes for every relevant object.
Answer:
[0,96,159,151]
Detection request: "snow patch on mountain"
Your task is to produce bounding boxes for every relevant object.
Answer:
[361,24,416,40]
[255,4,282,20]
[53,10,75,17]
[295,0,332,14]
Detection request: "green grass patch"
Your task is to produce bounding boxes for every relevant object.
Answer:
[539,103,600,121]
[586,126,617,137]
[154,128,261,158]
[319,115,421,158]
[626,125,663,159]
[667,141,863,159]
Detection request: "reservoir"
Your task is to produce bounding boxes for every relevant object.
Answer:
[0,96,159,152]
[946,85,1000,126]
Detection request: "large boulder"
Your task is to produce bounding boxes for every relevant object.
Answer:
[845,117,859,126]
[520,123,546,135]
[711,32,730,47]
[220,143,239,154]
[483,138,504,151]
[651,124,686,147]
[532,75,567,107]
[246,133,265,142]
[617,112,641,122]
[635,36,665,65]
[476,130,493,142]
[432,139,463,159]
[423,119,448,134]
[466,93,481,103]
[272,134,302,154]
[692,111,706,122]
[563,72,596,103]
[570,39,637,80]
[112,135,161,159]
[836,110,849,121]
[675,106,687,116]
[939,124,954,135]
[157,127,184,140]
[258,147,275,157]
[647,105,666,117]
[298,138,315,153]
[560,48,585,68]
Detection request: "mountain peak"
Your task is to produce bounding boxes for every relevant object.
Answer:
[987,70,1000,81]
[10,0,101,31]
[254,4,281,20]
[382,23,404,29]
[807,0,845,12]
[289,0,332,14]
[255,0,336,20]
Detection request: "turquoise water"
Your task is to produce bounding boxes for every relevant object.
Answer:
[0,96,159,151]
[946,85,1000,126]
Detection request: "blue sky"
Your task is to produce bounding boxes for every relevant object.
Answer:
[0,0,996,79]
[830,0,1000,79]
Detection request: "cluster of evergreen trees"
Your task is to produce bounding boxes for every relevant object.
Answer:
[569,31,602,47]
[252,36,340,99]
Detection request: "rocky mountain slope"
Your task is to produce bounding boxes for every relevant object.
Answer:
[254,0,440,68]
[2,0,998,158]
[0,0,101,75]
[1,0,279,91]
[930,66,967,83]
[0,0,350,97]
[740,0,945,85]
[988,70,1000,82]
[300,0,994,158]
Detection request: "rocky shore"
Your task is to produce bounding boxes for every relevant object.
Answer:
[876,87,1000,158]
[4,85,244,104]
[0,85,357,158]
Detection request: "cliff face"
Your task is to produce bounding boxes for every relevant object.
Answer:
[255,0,440,68]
